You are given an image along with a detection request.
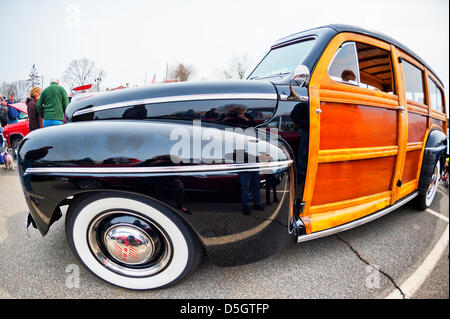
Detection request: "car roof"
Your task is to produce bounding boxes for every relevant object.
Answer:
[272,24,443,87]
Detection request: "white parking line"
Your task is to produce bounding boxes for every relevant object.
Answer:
[425,208,449,223]
[386,224,449,299]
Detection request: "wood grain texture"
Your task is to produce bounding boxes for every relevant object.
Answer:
[301,32,448,235]
[319,102,398,150]
[306,196,391,233]
[407,113,428,143]
[397,180,418,200]
[311,156,396,206]
[318,146,398,163]
[402,149,422,183]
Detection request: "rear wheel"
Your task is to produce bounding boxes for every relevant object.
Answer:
[66,193,203,290]
[416,160,440,210]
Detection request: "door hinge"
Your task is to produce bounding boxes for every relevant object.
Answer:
[398,57,403,64]
[397,180,402,187]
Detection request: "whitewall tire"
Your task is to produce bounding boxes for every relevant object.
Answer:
[65,193,203,290]
[416,160,440,210]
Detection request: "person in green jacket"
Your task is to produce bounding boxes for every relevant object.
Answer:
[36,78,69,127]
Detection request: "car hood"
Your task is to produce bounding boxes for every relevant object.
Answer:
[65,80,278,121]
[8,102,28,115]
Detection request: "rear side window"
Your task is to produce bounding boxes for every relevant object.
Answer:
[328,41,395,94]
[403,60,425,104]
[428,77,444,113]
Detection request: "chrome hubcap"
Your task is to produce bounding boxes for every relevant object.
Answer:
[427,164,438,198]
[104,224,155,265]
[88,211,172,277]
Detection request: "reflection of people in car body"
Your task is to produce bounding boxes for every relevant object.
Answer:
[205,108,220,119]
[221,105,254,126]
[122,104,148,119]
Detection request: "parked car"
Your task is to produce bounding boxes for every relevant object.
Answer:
[2,102,29,158]
[18,24,447,290]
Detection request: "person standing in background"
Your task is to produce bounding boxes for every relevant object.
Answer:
[26,86,43,131]
[6,93,20,124]
[0,94,8,148]
[36,78,69,127]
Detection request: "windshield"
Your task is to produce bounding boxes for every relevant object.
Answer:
[248,39,315,80]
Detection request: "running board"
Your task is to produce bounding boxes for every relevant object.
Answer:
[297,191,419,243]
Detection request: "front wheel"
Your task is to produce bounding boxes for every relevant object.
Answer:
[65,193,203,290]
[11,136,23,159]
[416,160,440,210]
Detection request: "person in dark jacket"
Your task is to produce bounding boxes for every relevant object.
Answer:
[26,86,42,131]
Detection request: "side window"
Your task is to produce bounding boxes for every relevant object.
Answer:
[328,41,395,94]
[428,77,444,113]
[328,42,360,85]
[403,60,425,105]
[356,43,394,94]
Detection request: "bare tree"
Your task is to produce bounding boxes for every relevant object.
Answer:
[0,82,13,97]
[0,80,28,101]
[62,58,105,87]
[223,54,252,79]
[169,63,194,82]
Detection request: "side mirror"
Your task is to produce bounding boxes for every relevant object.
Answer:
[290,65,310,88]
[288,65,310,101]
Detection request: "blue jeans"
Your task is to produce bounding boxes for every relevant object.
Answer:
[238,171,261,207]
[44,119,63,127]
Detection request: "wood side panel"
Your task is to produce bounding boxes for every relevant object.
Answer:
[407,112,428,143]
[307,196,391,233]
[402,149,422,183]
[311,156,396,206]
[389,45,408,204]
[309,191,391,215]
[318,146,398,163]
[303,33,402,234]
[319,102,397,150]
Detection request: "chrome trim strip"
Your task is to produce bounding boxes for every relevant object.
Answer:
[297,191,419,243]
[279,94,309,102]
[25,160,293,175]
[72,93,278,117]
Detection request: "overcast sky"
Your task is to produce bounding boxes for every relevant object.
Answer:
[0,0,448,104]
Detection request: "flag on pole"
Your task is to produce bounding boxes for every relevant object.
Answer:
[152,74,156,84]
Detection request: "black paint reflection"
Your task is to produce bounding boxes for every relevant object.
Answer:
[74,99,275,127]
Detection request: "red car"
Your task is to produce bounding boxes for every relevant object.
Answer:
[2,102,29,158]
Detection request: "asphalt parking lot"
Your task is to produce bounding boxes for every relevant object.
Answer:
[0,163,448,299]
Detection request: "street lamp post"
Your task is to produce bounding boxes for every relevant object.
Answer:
[95,77,102,92]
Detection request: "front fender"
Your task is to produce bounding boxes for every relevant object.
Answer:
[18,120,295,266]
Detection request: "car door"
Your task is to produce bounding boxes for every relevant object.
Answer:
[300,33,406,234]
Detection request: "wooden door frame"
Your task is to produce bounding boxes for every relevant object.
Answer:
[301,32,405,234]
